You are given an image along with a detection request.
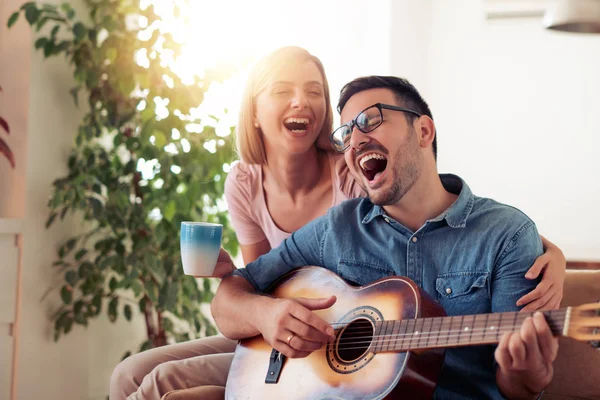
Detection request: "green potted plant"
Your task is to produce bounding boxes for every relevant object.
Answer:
[8,0,238,356]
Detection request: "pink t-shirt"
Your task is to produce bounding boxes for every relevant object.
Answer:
[224,153,365,248]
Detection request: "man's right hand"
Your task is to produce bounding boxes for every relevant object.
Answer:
[258,295,337,358]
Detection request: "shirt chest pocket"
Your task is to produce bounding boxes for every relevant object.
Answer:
[435,272,489,316]
[337,260,393,286]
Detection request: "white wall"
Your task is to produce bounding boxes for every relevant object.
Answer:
[391,0,600,260]
[390,0,434,99]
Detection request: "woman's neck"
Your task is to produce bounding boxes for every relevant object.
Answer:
[263,147,327,197]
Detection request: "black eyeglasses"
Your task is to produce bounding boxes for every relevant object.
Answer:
[329,103,422,152]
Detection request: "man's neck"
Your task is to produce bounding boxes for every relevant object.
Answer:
[382,173,458,232]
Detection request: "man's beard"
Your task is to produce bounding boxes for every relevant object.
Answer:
[367,135,421,206]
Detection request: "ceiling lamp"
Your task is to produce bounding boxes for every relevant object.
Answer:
[544,0,600,33]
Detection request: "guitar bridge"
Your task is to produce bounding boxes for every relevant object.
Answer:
[265,349,286,384]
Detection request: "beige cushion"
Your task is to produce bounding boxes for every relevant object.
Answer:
[544,270,600,400]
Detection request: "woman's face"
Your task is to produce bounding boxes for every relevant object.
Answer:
[254,60,327,157]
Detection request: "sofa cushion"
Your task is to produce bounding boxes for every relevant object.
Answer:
[544,269,600,400]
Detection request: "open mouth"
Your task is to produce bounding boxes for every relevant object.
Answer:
[283,117,310,133]
[359,153,388,182]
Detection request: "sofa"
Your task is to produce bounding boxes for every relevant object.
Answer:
[543,265,600,400]
[162,265,600,400]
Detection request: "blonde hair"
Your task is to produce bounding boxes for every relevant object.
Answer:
[236,46,333,164]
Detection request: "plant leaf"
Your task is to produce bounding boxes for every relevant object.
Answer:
[139,339,153,352]
[51,24,60,38]
[45,212,58,228]
[124,304,132,321]
[120,351,131,361]
[74,248,88,260]
[0,137,16,169]
[89,293,102,316]
[35,37,48,49]
[7,12,19,28]
[72,22,86,41]
[60,285,73,305]
[35,16,50,32]
[163,200,176,222]
[25,6,41,25]
[108,297,119,322]
[20,2,35,11]
[65,270,78,286]
[0,116,10,134]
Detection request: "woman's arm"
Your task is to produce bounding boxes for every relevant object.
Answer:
[517,235,566,311]
[240,239,271,265]
[224,162,271,264]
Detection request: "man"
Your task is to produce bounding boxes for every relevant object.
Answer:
[211,76,558,399]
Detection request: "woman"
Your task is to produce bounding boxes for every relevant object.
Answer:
[110,46,565,400]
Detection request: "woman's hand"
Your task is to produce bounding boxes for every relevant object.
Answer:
[517,236,566,311]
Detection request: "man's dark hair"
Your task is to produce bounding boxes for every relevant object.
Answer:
[337,76,437,160]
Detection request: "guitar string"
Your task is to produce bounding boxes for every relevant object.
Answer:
[298,325,574,353]
[324,310,569,334]
[326,309,570,327]
[299,315,577,350]
[325,321,600,351]
[326,319,569,337]
[326,319,569,343]
[331,323,569,350]
[295,326,542,354]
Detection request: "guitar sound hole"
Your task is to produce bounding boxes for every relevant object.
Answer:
[337,318,373,362]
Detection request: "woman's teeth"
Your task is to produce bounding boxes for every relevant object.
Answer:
[284,117,309,132]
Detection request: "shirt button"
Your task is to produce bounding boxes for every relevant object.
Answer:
[384,217,390,223]
[412,237,418,243]
[446,288,452,294]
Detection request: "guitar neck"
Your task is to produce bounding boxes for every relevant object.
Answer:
[372,308,570,353]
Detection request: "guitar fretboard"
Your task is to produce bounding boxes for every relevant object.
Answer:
[371,310,567,352]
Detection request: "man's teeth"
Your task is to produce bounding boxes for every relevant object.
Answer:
[359,153,386,170]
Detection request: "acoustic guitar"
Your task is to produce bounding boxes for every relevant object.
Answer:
[225,267,600,400]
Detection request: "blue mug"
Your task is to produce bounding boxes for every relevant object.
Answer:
[180,222,222,276]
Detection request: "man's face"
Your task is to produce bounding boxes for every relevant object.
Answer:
[341,88,423,206]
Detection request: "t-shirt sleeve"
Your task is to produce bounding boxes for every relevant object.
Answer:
[224,162,267,245]
[333,153,366,199]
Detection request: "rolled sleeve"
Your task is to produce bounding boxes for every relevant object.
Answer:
[232,213,330,292]
[491,220,543,312]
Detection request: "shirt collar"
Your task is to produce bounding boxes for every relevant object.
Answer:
[361,174,474,228]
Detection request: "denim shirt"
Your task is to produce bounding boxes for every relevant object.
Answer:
[233,174,543,399]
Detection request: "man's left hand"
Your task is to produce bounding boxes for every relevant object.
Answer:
[495,312,559,399]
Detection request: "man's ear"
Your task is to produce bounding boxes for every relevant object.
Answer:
[417,116,435,149]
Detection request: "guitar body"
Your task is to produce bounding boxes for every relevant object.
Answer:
[225,267,447,400]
